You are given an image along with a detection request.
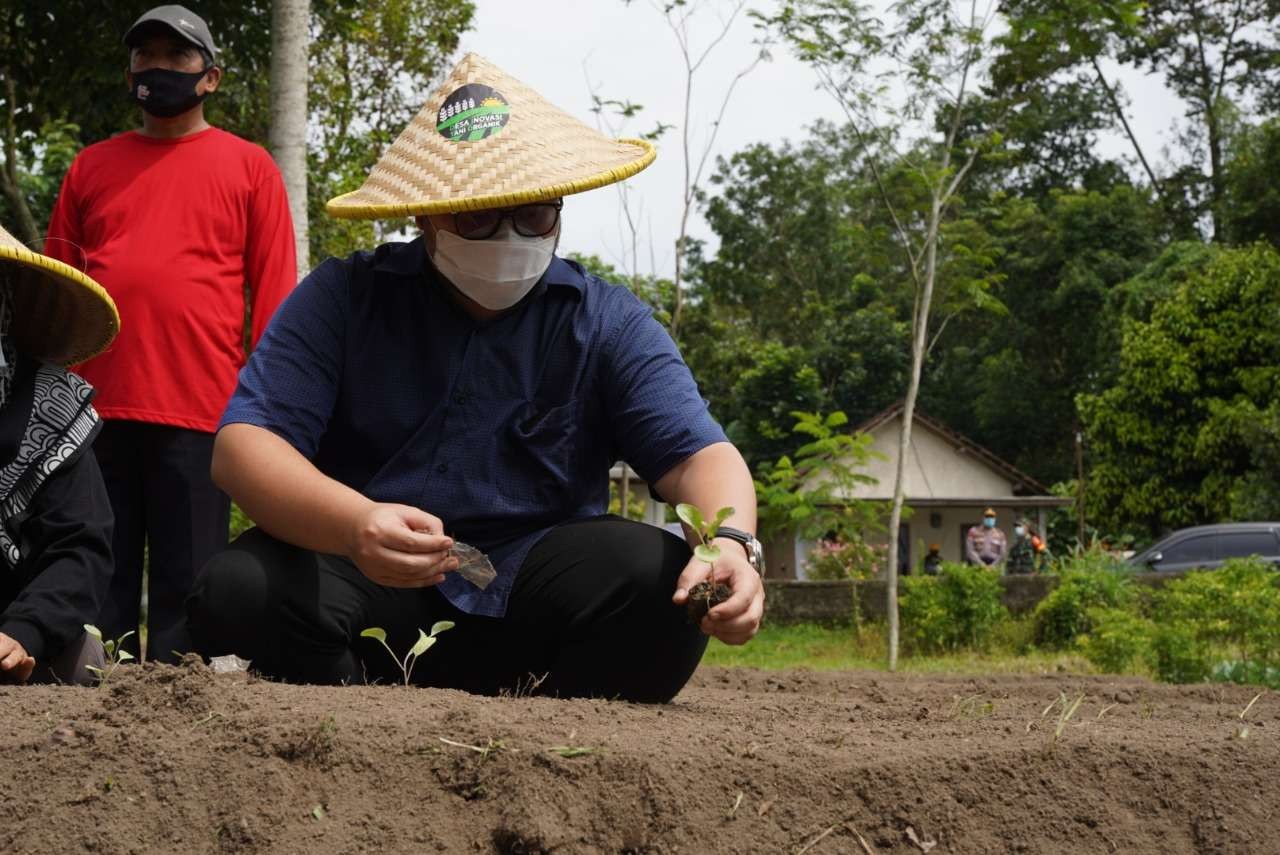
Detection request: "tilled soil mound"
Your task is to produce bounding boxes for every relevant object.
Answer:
[2,661,1277,854]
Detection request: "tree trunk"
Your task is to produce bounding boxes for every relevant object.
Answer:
[885,189,944,672]
[1089,57,1163,200]
[268,0,310,277]
[1,75,39,246]
[1205,100,1225,241]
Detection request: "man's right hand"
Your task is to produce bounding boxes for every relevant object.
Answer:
[346,503,459,588]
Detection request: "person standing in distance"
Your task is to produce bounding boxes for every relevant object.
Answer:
[44,5,297,662]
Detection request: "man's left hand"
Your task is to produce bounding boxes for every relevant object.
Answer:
[672,540,764,645]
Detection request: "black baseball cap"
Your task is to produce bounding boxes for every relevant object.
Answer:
[124,5,218,57]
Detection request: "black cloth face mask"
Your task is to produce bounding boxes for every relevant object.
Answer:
[130,67,211,118]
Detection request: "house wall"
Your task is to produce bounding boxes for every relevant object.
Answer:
[836,413,1019,500]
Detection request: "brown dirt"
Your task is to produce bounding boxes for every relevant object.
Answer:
[686,581,732,623]
[2,661,1278,854]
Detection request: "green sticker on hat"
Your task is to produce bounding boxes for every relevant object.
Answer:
[436,84,510,142]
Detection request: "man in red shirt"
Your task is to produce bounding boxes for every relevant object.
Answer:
[44,5,296,662]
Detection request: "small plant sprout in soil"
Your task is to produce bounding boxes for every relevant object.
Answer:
[676,503,735,623]
[360,621,454,686]
[83,624,134,686]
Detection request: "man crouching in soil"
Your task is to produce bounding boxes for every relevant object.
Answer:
[187,54,764,702]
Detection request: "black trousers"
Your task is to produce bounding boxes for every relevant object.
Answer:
[187,516,707,703]
[93,420,230,663]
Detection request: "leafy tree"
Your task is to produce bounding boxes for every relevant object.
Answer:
[1078,242,1280,537]
[753,411,882,547]
[993,1,1159,196]
[919,185,1168,485]
[1223,118,1280,248]
[1121,0,1280,241]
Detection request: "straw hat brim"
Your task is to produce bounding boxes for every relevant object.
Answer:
[325,53,658,220]
[0,245,120,366]
[327,137,655,218]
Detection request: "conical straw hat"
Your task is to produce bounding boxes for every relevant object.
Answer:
[0,224,119,365]
[327,53,656,219]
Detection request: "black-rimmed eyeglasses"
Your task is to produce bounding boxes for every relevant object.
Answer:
[452,200,563,241]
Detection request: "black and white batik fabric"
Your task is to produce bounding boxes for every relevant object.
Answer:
[0,365,100,569]
[0,285,15,410]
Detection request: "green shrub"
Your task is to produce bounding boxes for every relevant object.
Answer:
[1152,557,1280,680]
[1151,621,1213,684]
[900,562,1008,653]
[1077,608,1154,673]
[990,614,1036,655]
[1211,660,1280,691]
[1033,564,1135,649]
[804,537,883,581]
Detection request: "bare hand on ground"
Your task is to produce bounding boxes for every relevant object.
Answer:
[347,503,458,588]
[0,632,36,683]
[672,546,763,645]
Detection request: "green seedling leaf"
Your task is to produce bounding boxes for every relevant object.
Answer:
[408,629,436,659]
[694,544,722,564]
[676,503,705,533]
[360,627,387,643]
[708,506,735,538]
[117,650,135,663]
[430,620,455,637]
[104,640,116,657]
[311,804,326,820]
[548,745,595,758]
[83,624,102,642]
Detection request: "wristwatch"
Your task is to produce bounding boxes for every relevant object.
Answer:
[714,526,766,576]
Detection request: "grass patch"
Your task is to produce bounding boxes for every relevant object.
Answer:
[702,620,1111,677]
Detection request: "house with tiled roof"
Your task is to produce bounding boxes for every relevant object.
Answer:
[767,402,1073,579]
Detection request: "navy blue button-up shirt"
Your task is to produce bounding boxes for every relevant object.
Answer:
[221,237,726,617]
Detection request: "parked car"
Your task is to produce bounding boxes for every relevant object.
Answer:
[1127,523,1280,572]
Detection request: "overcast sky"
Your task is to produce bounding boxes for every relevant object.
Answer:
[457,0,1184,278]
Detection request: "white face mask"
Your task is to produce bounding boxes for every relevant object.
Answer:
[430,223,557,310]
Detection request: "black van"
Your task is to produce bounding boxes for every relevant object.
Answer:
[1128,523,1280,572]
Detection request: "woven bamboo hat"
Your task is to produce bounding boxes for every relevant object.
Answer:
[0,223,119,365]
[326,53,656,219]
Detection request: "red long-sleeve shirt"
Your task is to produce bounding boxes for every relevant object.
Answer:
[45,127,297,432]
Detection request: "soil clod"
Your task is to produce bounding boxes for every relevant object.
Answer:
[686,580,731,623]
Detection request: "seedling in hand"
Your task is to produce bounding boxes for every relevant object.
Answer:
[360,621,454,686]
[83,624,135,686]
[677,503,735,623]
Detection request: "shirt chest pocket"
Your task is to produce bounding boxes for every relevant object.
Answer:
[502,398,582,509]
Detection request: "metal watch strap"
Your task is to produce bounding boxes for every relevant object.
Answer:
[715,526,765,575]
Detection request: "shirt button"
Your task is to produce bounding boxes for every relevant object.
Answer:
[436,463,449,474]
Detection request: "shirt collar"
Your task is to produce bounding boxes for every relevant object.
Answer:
[371,237,587,297]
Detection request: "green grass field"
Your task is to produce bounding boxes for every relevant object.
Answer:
[701,620,1108,677]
